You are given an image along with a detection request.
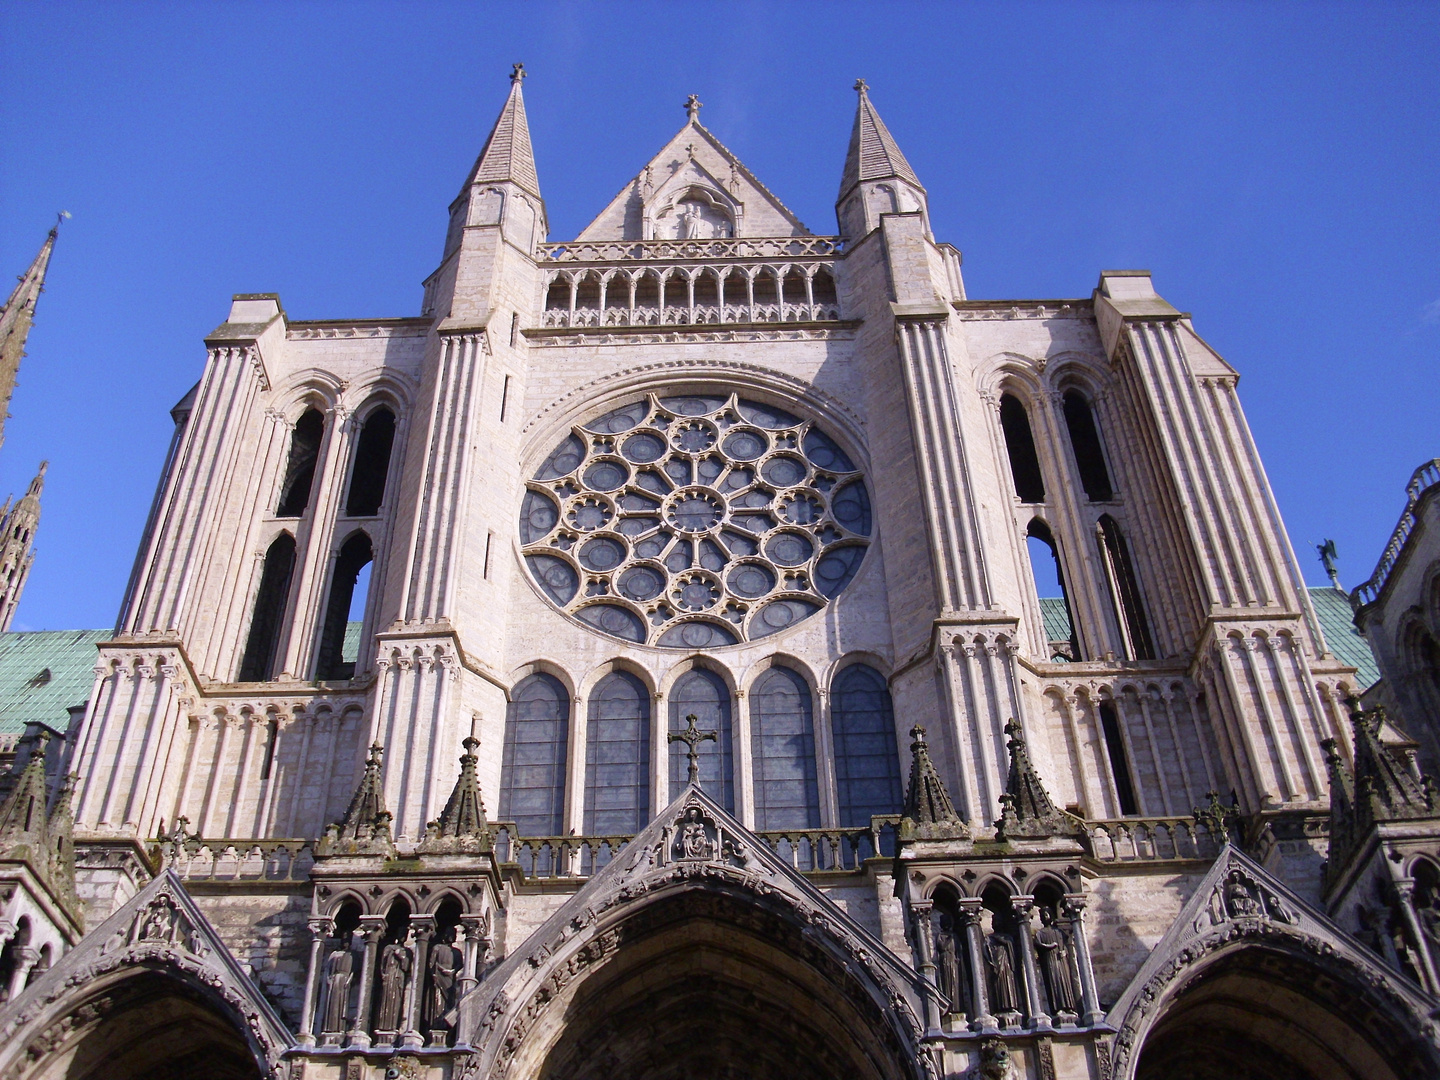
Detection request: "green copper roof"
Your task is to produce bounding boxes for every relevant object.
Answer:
[0,629,108,735]
[1309,586,1379,690]
[1038,597,1074,646]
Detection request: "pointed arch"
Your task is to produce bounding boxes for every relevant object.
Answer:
[275,408,325,517]
[315,530,373,680]
[1062,389,1114,501]
[1098,514,1154,661]
[999,393,1045,502]
[238,532,296,682]
[344,404,396,516]
[584,671,651,835]
[830,663,903,826]
[499,673,569,836]
[669,667,734,811]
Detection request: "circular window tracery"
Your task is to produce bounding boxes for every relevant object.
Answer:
[521,393,872,647]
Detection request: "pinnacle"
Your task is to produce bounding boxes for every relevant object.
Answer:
[426,736,491,846]
[994,719,1070,841]
[901,725,968,840]
[838,80,923,203]
[466,66,541,201]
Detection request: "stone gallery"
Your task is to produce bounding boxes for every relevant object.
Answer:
[0,69,1438,1080]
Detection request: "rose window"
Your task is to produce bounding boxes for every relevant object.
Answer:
[520,394,872,647]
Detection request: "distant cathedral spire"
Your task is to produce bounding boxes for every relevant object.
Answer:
[0,217,64,454]
[465,64,542,202]
[0,460,45,631]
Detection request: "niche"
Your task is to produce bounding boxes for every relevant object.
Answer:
[239,533,297,682]
[1097,700,1139,815]
[1063,391,1114,502]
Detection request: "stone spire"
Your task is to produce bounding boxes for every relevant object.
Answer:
[901,725,969,840]
[423,736,492,851]
[838,79,924,205]
[0,217,62,454]
[320,743,394,854]
[994,719,1073,841]
[0,461,45,630]
[465,63,541,202]
[0,732,77,914]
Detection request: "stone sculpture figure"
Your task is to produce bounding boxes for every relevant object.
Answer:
[1032,907,1076,1015]
[935,914,963,1014]
[375,940,412,1032]
[985,932,1019,1015]
[322,941,354,1034]
[1224,869,1261,918]
[681,807,711,859]
[425,929,461,1031]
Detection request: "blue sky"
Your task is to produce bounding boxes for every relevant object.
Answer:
[1,1,1437,630]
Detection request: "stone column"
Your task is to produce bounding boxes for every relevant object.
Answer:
[348,917,385,1049]
[909,898,942,1035]
[6,946,38,1001]
[461,914,489,995]
[1394,879,1440,994]
[957,899,995,1031]
[1062,896,1104,1026]
[401,920,434,1050]
[1011,896,1049,1029]
[297,916,332,1049]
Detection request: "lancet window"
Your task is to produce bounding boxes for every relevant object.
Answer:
[1026,519,1080,662]
[345,406,396,516]
[276,408,325,517]
[1062,391,1114,502]
[499,673,569,836]
[830,664,904,826]
[668,668,734,811]
[1097,699,1139,816]
[238,532,297,681]
[315,531,373,680]
[749,666,820,830]
[584,672,651,835]
[1098,515,1154,661]
[999,394,1045,503]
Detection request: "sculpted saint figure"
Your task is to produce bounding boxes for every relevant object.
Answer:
[321,941,354,1034]
[985,933,1019,1014]
[1032,907,1077,1014]
[375,940,411,1032]
[681,808,710,859]
[425,929,461,1030]
[935,914,963,1014]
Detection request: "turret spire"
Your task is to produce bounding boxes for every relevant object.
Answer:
[994,719,1074,840]
[465,65,541,202]
[423,736,492,851]
[838,80,923,204]
[0,460,46,631]
[0,217,65,453]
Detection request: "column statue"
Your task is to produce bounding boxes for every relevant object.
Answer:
[321,939,355,1035]
[985,932,1019,1015]
[426,928,462,1033]
[936,914,964,1015]
[375,939,412,1033]
[1033,907,1077,1015]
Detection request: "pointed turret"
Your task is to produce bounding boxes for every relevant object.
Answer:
[319,743,394,854]
[901,725,969,840]
[836,81,928,240]
[0,732,79,919]
[0,460,45,630]
[0,217,63,453]
[422,737,492,851]
[465,63,541,202]
[994,720,1074,841]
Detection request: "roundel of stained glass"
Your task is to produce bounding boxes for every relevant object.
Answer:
[520,393,872,646]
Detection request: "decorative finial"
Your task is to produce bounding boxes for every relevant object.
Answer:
[854,78,869,95]
[511,62,526,84]
[685,94,702,121]
[1317,538,1341,589]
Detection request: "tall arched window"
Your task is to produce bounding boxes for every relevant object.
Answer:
[831,664,903,826]
[316,532,373,680]
[585,672,651,834]
[239,532,296,681]
[346,406,396,516]
[1062,391,1114,502]
[1098,515,1154,660]
[750,667,820,830]
[668,668,733,811]
[499,673,569,836]
[1027,519,1080,662]
[999,394,1045,503]
[276,408,325,517]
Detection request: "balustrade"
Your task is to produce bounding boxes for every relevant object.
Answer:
[1084,817,1221,862]
[538,236,845,262]
[1353,458,1440,606]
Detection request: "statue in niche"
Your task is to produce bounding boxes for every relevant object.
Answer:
[375,939,412,1032]
[935,913,964,1015]
[663,198,731,241]
[1032,907,1077,1015]
[1223,869,1262,918]
[321,938,355,1034]
[984,931,1019,1015]
[680,807,713,860]
[425,928,461,1031]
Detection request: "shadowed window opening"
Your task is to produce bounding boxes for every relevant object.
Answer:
[1063,391,1114,501]
[1000,394,1045,502]
[811,268,838,306]
[316,532,373,680]
[1098,701,1138,815]
[585,672,651,835]
[669,668,734,811]
[693,271,719,309]
[1098,515,1154,660]
[750,667,820,830]
[831,664,903,826]
[500,673,568,836]
[1027,519,1080,662]
[276,409,325,517]
[345,407,395,516]
[239,533,297,682]
[544,279,569,310]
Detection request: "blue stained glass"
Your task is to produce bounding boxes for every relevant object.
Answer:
[814,545,866,599]
[575,604,645,642]
[583,460,629,491]
[750,667,820,830]
[750,599,821,638]
[578,537,625,572]
[621,432,666,463]
[584,672,651,834]
[535,434,585,480]
[722,429,767,461]
[737,399,801,429]
[657,620,737,649]
[525,555,578,604]
[500,673,569,836]
[803,429,853,472]
[661,395,726,416]
[831,480,872,535]
[586,401,650,434]
[520,490,559,543]
[761,454,808,487]
[831,665,903,826]
[669,669,734,810]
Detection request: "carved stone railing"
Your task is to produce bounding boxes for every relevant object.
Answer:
[538,236,845,263]
[1353,458,1440,607]
[1084,817,1223,863]
[493,815,899,881]
[539,301,841,329]
[162,838,316,881]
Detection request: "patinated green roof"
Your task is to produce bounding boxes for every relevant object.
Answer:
[0,629,108,735]
[1038,597,1073,645]
[1309,586,1379,690]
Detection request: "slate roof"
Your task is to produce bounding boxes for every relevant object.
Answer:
[0,629,108,736]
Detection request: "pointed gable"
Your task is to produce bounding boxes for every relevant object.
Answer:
[575,103,810,241]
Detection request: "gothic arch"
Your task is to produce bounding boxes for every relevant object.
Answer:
[579,656,657,701]
[826,649,894,688]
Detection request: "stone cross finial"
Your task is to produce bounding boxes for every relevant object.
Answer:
[854,78,869,94]
[685,94,702,121]
[668,713,717,783]
[511,62,526,84]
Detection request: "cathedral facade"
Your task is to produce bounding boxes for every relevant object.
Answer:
[1,71,1438,1080]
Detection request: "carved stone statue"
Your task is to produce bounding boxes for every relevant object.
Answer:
[935,914,963,1015]
[1224,869,1261,918]
[375,940,411,1032]
[425,929,461,1031]
[1032,907,1077,1015]
[681,807,712,859]
[978,1036,1015,1080]
[984,933,1019,1015]
[321,940,354,1034]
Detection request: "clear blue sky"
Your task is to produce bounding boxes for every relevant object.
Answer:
[1,1,1436,631]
